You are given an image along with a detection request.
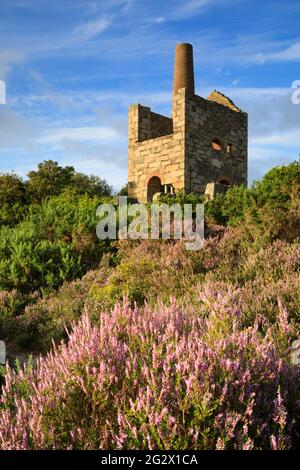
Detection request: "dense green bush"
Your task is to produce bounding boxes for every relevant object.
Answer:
[0,165,116,351]
[205,162,300,226]
[158,190,204,206]
[0,173,28,227]
[0,190,113,294]
[253,162,300,208]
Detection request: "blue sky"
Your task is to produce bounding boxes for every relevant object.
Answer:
[0,0,300,190]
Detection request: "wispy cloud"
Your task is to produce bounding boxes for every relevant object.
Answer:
[248,145,293,183]
[0,49,25,79]
[38,126,124,144]
[73,16,112,42]
[0,107,40,155]
[169,0,212,19]
[251,131,300,147]
[259,42,300,63]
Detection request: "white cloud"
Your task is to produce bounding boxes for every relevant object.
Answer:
[153,17,166,24]
[224,87,291,98]
[260,42,300,63]
[73,17,111,41]
[0,80,5,104]
[188,34,300,68]
[250,130,300,147]
[0,107,39,150]
[248,145,295,183]
[178,0,211,13]
[169,0,217,19]
[38,126,124,144]
[0,49,25,79]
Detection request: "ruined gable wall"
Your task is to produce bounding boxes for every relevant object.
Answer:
[147,111,173,140]
[184,94,248,193]
[133,105,173,142]
[128,91,186,202]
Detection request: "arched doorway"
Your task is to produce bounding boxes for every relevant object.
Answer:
[147,176,162,201]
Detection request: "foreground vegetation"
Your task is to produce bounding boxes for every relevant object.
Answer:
[0,161,300,449]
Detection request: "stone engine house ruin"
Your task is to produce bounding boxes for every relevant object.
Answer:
[128,43,248,202]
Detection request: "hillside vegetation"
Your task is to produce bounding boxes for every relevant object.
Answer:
[0,161,300,449]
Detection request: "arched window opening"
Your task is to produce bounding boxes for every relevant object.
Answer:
[218,179,230,187]
[147,176,162,202]
[211,139,222,151]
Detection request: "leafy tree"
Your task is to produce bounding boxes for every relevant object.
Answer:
[220,185,256,226]
[71,172,112,197]
[118,183,128,196]
[26,160,75,203]
[0,173,27,226]
[26,160,113,202]
[205,192,227,225]
[0,173,26,205]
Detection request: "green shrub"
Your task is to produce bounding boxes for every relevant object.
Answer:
[0,190,113,294]
[205,162,300,227]
[0,173,28,227]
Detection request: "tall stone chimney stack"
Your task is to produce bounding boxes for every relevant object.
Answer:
[173,43,195,95]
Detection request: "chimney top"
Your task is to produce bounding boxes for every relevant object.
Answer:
[173,43,195,95]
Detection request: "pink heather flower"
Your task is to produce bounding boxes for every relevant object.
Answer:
[0,297,299,450]
[277,299,290,335]
[216,438,225,450]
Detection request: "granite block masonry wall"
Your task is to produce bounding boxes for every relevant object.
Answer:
[184,93,248,193]
[128,88,248,202]
[128,90,186,202]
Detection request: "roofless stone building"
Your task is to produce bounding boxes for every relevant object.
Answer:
[128,43,248,202]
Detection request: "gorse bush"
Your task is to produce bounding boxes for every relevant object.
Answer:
[0,190,113,294]
[3,165,299,350]
[205,161,300,227]
[0,299,299,450]
[253,162,300,208]
[0,173,27,227]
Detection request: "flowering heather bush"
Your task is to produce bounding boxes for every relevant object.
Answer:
[5,232,299,355]
[0,289,26,327]
[1,298,300,450]
[89,234,300,310]
[10,266,109,352]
